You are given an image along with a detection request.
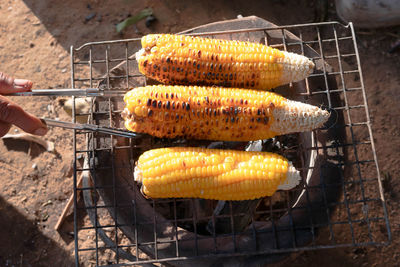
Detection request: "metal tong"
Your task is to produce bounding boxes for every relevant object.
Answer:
[42,118,143,138]
[8,88,126,97]
[10,88,144,138]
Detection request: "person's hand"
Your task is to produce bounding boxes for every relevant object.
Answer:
[0,72,48,137]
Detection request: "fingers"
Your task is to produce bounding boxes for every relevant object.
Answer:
[0,95,48,136]
[0,120,11,137]
[0,72,33,94]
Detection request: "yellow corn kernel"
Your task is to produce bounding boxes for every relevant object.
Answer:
[122,85,330,141]
[136,34,314,90]
[134,147,301,200]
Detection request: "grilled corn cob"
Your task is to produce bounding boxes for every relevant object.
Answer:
[134,147,301,200]
[136,34,314,89]
[122,85,329,141]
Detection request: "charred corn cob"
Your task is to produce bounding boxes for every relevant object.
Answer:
[134,147,301,200]
[122,85,330,141]
[136,34,315,90]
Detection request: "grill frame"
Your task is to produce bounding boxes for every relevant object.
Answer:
[70,18,391,266]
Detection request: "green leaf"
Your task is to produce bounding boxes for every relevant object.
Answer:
[116,8,153,33]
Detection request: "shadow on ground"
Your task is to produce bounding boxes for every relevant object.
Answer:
[0,195,75,266]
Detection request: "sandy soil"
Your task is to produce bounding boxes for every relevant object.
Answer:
[0,0,399,266]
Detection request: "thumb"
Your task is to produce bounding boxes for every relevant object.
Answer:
[0,95,48,136]
[0,72,33,94]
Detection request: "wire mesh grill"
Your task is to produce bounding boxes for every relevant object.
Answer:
[70,20,390,266]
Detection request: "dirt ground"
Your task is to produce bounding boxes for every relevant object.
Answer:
[0,0,399,266]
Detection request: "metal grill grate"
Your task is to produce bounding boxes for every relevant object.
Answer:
[70,19,391,266]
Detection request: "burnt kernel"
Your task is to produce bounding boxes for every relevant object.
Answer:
[211,54,214,60]
[256,118,261,123]
[229,107,234,113]
[222,109,226,115]
[250,81,255,87]
[205,96,209,103]
[186,103,190,111]
[219,64,222,71]
[175,114,179,121]
[193,70,197,75]
[176,67,180,72]
[240,82,245,87]
[215,55,219,61]
[240,99,244,104]
[143,60,148,67]
[244,100,248,105]
[246,81,249,87]
[207,72,212,79]
[155,92,158,98]
[216,73,219,79]
[153,64,158,70]
[152,100,157,108]
[257,109,261,115]
[166,93,169,99]
[225,118,229,123]
[225,74,229,79]
[263,117,269,124]
[172,67,175,71]
[229,74,233,80]
[252,73,255,79]
[166,57,171,63]
[172,101,175,109]
[197,100,201,105]
[163,67,167,72]
[157,101,162,108]
[197,64,201,70]
[204,108,208,115]
[182,102,186,110]
[231,117,235,123]
[171,93,174,99]
[147,98,152,106]
[198,50,202,58]
[193,61,197,67]
[213,109,217,116]
[166,101,171,109]
[251,118,255,122]
[210,63,213,70]
[148,109,153,117]
[234,107,239,115]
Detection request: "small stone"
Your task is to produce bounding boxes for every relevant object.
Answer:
[32,163,38,170]
[85,13,96,23]
[61,68,67,73]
